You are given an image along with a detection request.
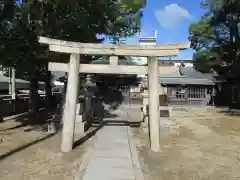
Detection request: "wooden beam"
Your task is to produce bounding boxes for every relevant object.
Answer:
[49,62,181,75]
[158,59,193,62]
[49,44,179,57]
[39,36,190,51]
[80,64,148,74]
[49,62,68,72]
[109,56,118,65]
[49,62,148,75]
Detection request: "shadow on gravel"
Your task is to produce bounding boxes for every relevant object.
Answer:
[0,133,57,161]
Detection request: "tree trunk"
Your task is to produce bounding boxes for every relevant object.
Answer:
[44,70,54,109]
[30,75,40,112]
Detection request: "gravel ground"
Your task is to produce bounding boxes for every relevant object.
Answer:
[0,114,93,180]
[129,107,240,180]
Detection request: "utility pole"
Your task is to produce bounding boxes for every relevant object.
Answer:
[11,68,16,100]
[8,67,11,95]
[8,67,16,100]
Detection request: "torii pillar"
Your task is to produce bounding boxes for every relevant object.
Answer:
[61,54,80,152]
[148,56,160,151]
[140,30,160,151]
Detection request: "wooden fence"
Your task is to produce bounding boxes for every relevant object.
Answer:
[0,93,62,119]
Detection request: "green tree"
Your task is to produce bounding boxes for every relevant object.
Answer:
[0,0,144,111]
[189,0,240,107]
[189,0,240,76]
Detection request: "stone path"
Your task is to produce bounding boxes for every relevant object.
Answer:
[78,109,144,180]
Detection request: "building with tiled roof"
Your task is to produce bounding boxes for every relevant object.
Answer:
[141,62,216,106]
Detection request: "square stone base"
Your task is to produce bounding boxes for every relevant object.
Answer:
[74,114,85,139]
[142,126,149,134]
[74,121,85,139]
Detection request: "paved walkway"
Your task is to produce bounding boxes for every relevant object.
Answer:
[78,109,144,180]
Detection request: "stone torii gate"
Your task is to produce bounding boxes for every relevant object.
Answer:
[38,36,189,153]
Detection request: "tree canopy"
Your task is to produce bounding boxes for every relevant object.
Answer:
[189,0,240,76]
[0,0,144,110]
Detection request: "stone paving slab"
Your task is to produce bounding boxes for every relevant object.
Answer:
[95,132,128,140]
[92,148,132,159]
[95,136,129,142]
[86,158,133,170]
[93,141,130,149]
[82,167,135,180]
[79,113,144,180]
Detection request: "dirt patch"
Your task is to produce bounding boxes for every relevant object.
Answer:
[0,118,92,180]
[131,107,240,180]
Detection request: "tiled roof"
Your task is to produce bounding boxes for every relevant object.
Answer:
[143,66,216,85]
[159,67,216,85]
[160,77,215,85]
[0,75,45,90]
[0,75,29,83]
[179,66,216,80]
[159,66,181,77]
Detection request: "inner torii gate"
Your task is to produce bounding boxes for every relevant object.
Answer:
[38,36,189,153]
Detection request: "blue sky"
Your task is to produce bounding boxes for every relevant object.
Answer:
[125,0,206,60]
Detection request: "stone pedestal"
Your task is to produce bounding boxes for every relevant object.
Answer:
[85,96,91,116]
[76,102,84,115]
[141,92,149,127]
[74,102,85,138]
[74,114,85,139]
[84,86,95,121]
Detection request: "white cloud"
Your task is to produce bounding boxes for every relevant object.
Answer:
[155,4,193,29]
